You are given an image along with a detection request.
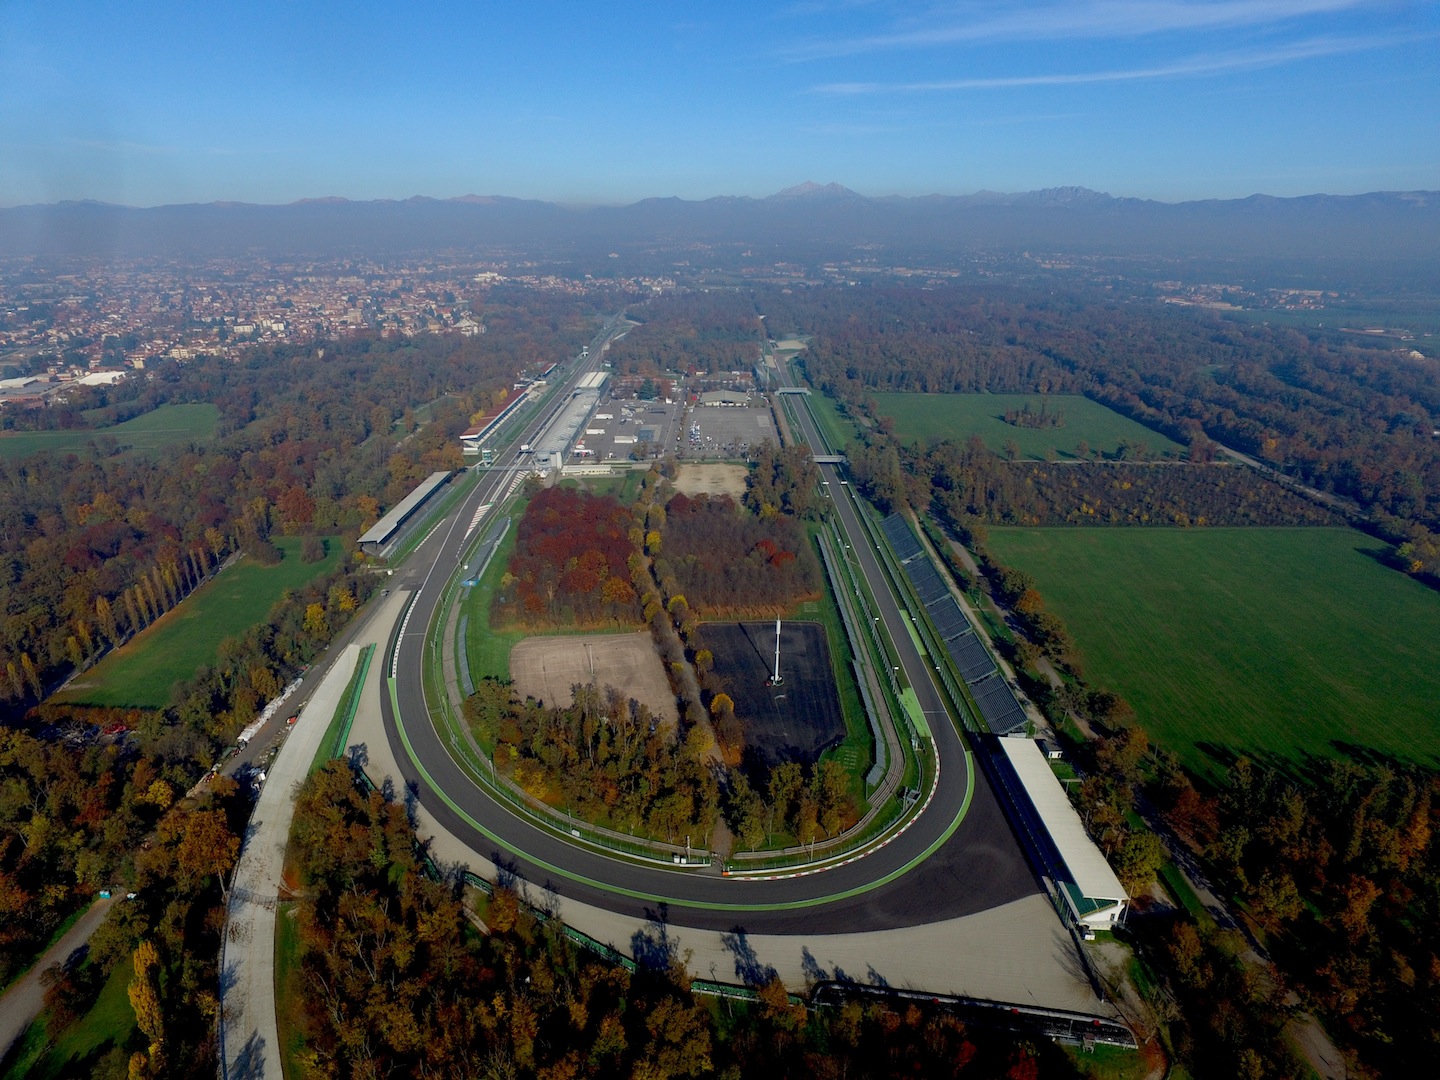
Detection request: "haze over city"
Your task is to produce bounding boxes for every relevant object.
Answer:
[2,0,1437,207]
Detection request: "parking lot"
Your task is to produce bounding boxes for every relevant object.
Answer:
[680,398,778,459]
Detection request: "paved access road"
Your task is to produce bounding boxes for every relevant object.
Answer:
[0,896,116,1061]
[378,350,1039,935]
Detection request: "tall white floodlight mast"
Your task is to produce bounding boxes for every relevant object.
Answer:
[769,618,783,685]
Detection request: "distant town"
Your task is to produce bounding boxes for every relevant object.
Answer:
[8,239,1424,415]
[0,255,680,406]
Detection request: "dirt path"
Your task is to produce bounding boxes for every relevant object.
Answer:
[0,895,116,1060]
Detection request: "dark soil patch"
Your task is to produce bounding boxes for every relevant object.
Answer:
[704,621,844,772]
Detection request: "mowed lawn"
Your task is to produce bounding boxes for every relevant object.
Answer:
[0,402,219,461]
[57,536,343,709]
[873,393,1185,460]
[986,527,1440,775]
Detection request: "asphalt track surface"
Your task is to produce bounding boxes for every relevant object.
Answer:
[381,332,1039,935]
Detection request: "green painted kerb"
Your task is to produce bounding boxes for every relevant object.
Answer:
[388,677,973,912]
[899,687,930,739]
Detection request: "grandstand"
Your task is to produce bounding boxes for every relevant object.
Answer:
[357,471,453,558]
[880,514,1029,735]
[968,672,1029,735]
[881,514,924,561]
[991,736,1128,930]
[945,627,1001,685]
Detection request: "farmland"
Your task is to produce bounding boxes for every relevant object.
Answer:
[0,403,220,461]
[873,392,1185,460]
[985,526,1440,776]
[56,536,344,709]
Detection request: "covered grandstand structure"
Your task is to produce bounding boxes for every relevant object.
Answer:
[459,385,533,455]
[358,471,453,558]
[993,736,1128,930]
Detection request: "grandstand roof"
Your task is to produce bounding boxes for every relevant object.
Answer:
[996,736,1127,906]
[358,471,451,546]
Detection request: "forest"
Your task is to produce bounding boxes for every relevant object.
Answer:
[0,298,597,1057]
[0,736,252,1079]
[605,291,764,378]
[491,487,643,629]
[285,759,1081,1080]
[742,441,826,522]
[656,492,820,615]
[848,435,1341,528]
[467,677,719,845]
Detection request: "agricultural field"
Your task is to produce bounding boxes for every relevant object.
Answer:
[0,403,220,461]
[985,526,1440,776]
[57,536,344,709]
[873,392,1185,460]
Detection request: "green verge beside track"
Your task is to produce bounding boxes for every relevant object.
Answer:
[390,676,975,912]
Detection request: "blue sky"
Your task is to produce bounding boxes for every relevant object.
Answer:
[1,1,1436,206]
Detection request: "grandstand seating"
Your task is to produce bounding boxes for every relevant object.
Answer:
[879,513,1025,735]
[946,628,999,684]
[969,673,1029,734]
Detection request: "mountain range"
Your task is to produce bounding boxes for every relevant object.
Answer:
[2,183,1436,266]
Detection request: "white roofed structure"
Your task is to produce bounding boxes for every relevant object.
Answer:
[995,736,1128,930]
[358,471,452,556]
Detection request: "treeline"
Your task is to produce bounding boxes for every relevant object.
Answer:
[850,434,1340,528]
[286,759,1079,1079]
[607,290,763,377]
[724,759,855,850]
[1004,399,1065,430]
[658,492,821,614]
[3,752,249,1078]
[744,441,826,520]
[492,487,643,628]
[466,678,719,845]
[760,283,1440,577]
[0,324,566,710]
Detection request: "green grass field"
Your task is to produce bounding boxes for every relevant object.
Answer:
[0,960,137,1080]
[57,536,344,709]
[985,527,1440,776]
[0,403,220,461]
[461,504,528,682]
[873,393,1185,460]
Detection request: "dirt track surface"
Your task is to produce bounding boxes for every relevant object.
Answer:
[673,463,748,497]
[509,631,679,726]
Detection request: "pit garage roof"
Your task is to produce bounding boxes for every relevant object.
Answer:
[996,736,1127,908]
[358,471,451,545]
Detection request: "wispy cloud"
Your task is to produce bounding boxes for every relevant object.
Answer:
[790,1,1376,59]
[812,33,1410,93]
[68,137,174,155]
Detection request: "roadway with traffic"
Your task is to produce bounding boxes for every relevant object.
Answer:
[376,324,1040,934]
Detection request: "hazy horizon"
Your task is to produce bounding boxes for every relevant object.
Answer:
[6,178,1440,214]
